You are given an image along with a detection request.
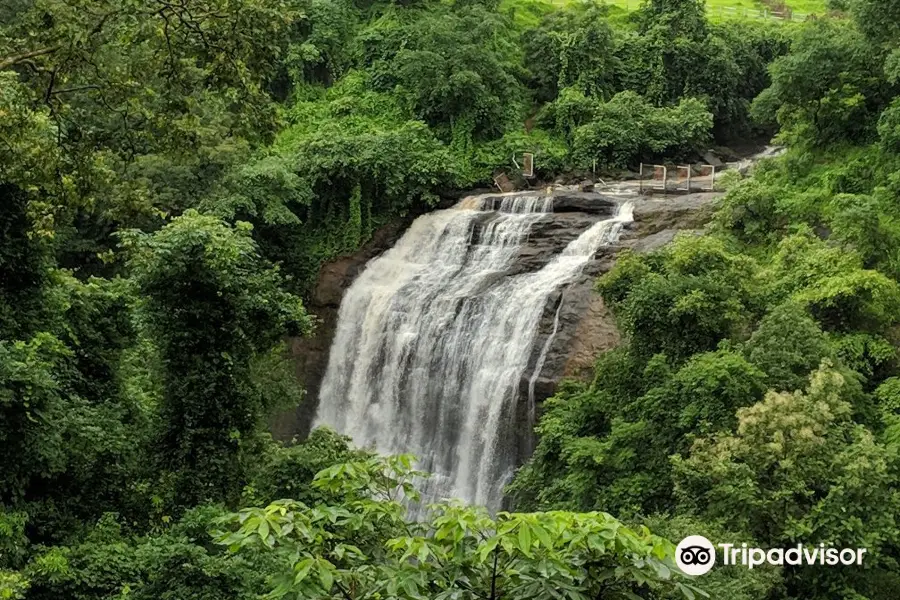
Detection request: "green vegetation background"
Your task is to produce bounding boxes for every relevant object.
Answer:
[3,0,900,599]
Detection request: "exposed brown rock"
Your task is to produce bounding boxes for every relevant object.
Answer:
[269,308,337,442]
[562,294,620,379]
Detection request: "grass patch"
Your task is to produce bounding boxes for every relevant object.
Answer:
[499,0,828,26]
[498,0,557,29]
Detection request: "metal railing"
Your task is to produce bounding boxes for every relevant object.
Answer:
[638,163,722,193]
[638,164,668,193]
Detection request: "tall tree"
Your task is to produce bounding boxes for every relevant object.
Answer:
[751,19,889,145]
[124,210,311,506]
[0,0,303,271]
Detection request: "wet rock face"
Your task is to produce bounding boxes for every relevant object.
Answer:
[270,217,417,441]
[629,192,720,238]
[271,189,722,442]
[510,213,601,275]
[476,192,618,215]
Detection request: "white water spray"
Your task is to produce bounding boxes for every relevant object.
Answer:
[314,194,633,510]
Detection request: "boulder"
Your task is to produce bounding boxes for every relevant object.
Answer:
[703,150,724,167]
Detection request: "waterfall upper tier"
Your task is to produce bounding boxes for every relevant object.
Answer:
[312,192,635,511]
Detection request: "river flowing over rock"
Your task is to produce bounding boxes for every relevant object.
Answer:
[313,193,634,511]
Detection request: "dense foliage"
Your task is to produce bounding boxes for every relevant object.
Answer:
[2,0,793,294]
[6,0,900,599]
[510,2,900,599]
[217,455,705,600]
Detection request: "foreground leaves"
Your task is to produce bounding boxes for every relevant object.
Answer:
[216,454,703,600]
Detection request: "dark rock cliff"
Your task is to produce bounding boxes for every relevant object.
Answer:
[270,189,722,442]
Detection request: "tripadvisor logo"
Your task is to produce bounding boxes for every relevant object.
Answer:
[676,535,716,576]
[675,536,868,576]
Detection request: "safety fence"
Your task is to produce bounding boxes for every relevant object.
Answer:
[637,162,746,193]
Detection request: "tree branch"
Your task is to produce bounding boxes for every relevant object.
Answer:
[489,546,499,600]
[50,85,102,96]
[0,9,119,72]
[334,580,355,600]
[0,46,61,71]
[44,67,58,104]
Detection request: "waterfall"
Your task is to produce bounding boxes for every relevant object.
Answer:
[314,193,633,511]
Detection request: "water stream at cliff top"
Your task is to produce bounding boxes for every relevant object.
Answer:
[314,193,633,511]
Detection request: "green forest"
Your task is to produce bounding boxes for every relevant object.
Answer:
[2,0,900,598]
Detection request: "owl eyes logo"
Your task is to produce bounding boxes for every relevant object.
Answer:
[676,535,716,576]
[680,546,712,565]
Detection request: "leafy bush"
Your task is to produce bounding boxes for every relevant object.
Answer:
[218,454,704,600]
[557,91,713,170]
[0,334,72,504]
[750,19,889,146]
[878,98,900,153]
[598,235,758,363]
[713,168,742,191]
[877,378,900,450]
[794,269,900,333]
[362,1,525,142]
[743,302,834,392]
[25,509,272,600]
[472,127,571,180]
[741,227,900,338]
[829,190,900,280]
[208,72,458,293]
[248,427,368,506]
[0,184,52,340]
[522,3,619,103]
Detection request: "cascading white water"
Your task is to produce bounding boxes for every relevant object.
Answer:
[314,193,633,511]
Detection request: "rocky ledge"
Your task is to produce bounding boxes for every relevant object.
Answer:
[476,191,619,215]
